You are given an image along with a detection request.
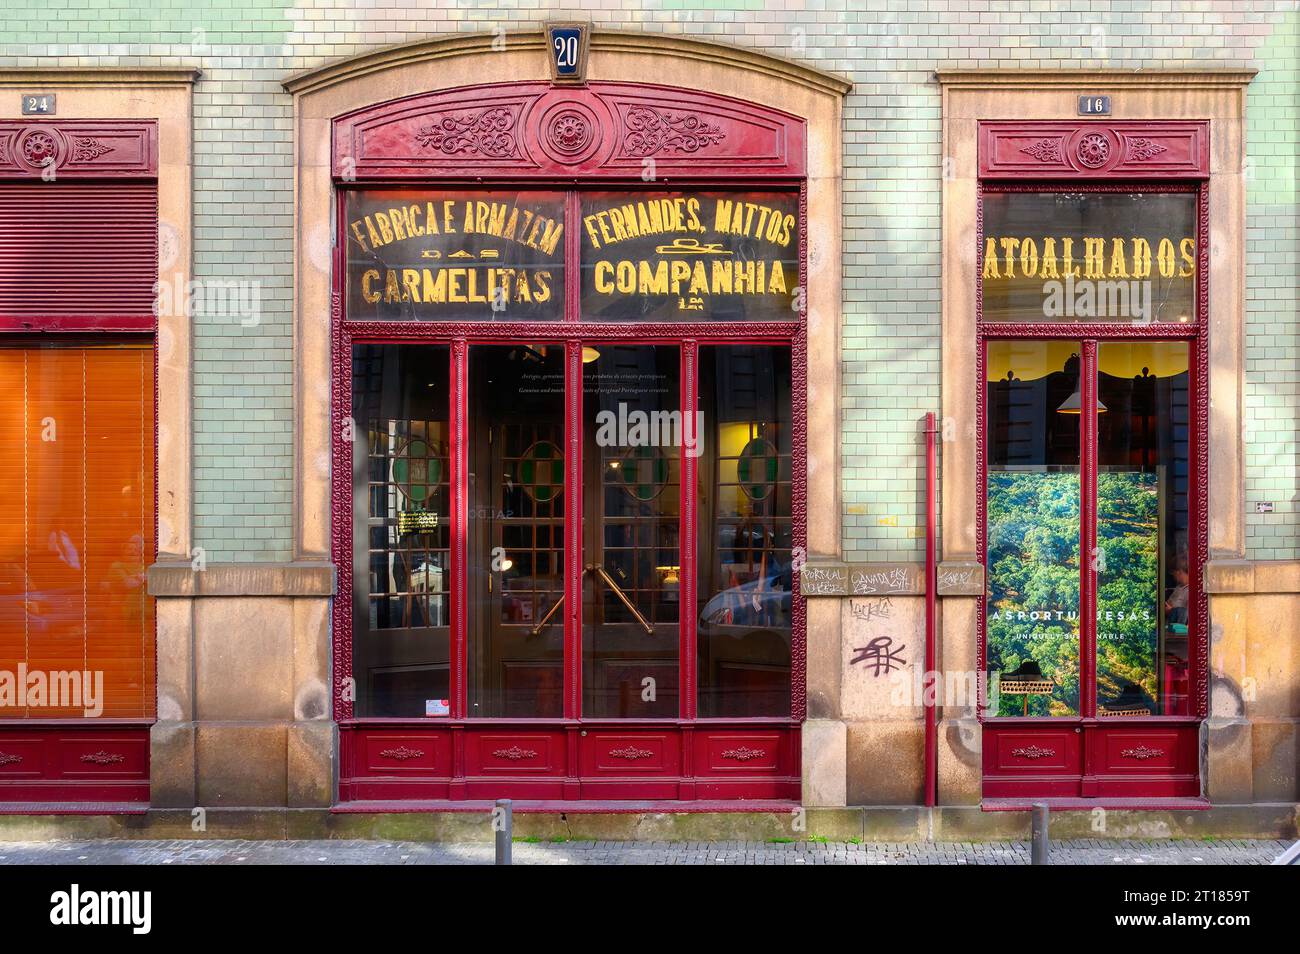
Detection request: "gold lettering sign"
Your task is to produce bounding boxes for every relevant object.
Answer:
[982,192,1198,324]
[581,192,799,322]
[346,190,565,321]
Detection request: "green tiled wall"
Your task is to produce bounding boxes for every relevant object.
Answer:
[1,1,1294,563]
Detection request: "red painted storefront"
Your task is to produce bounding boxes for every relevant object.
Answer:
[975,120,1210,800]
[330,82,809,802]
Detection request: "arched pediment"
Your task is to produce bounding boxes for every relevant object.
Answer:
[332,80,807,180]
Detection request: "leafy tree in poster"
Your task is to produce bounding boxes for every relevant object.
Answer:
[986,470,1080,716]
[986,469,1161,717]
[1096,471,1160,710]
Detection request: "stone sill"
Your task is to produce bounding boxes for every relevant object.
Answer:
[147,561,335,597]
[1205,559,1300,595]
[800,560,984,597]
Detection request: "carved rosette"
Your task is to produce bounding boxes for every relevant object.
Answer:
[415,107,518,158]
[492,745,538,761]
[608,745,653,761]
[379,745,425,761]
[721,746,766,762]
[548,109,593,157]
[1018,138,1062,163]
[1011,745,1056,760]
[623,106,726,157]
[1075,132,1111,168]
[80,750,126,765]
[21,130,58,167]
[1120,745,1164,760]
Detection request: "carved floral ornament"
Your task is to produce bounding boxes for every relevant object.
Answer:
[415,107,517,158]
[379,745,425,761]
[80,750,126,765]
[721,745,766,762]
[1011,745,1055,760]
[1015,128,1175,171]
[1121,745,1164,760]
[608,745,653,760]
[408,100,728,165]
[4,125,117,173]
[1008,128,1185,174]
[492,745,538,761]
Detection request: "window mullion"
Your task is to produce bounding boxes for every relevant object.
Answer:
[1081,339,1099,719]
[680,340,699,721]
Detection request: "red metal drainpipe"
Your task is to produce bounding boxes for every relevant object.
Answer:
[924,412,939,808]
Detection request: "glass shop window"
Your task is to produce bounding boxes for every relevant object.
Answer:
[985,340,1193,718]
[351,344,451,718]
[697,345,793,717]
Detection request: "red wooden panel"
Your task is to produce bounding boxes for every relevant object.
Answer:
[0,736,44,778]
[0,183,158,323]
[465,730,564,775]
[1082,723,1200,796]
[58,734,148,777]
[580,730,679,775]
[695,728,787,775]
[978,121,1209,180]
[982,724,1083,798]
[984,726,1081,775]
[337,723,800,802]
[0,724,149,802]
[333,81,806,181]
[0,121,158,180]
[359,730,452,775]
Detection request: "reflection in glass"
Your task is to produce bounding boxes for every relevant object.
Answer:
[982,192,1197,324]
[985,341,1083,716]
[1097,342,1191,716]
[697,346,792,717]
[581,346,680,717]
[352,345,451,717]
[468,345,565,717]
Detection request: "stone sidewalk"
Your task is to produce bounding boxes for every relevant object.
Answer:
[0,838,1289,865]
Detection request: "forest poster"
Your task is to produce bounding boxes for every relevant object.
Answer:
[986,468,1160,717]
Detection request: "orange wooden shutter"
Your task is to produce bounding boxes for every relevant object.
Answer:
[0,344,154,719]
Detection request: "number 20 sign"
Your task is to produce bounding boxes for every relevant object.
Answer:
[546,23,589,83]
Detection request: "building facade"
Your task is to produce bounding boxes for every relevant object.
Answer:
[0,2,1295,836]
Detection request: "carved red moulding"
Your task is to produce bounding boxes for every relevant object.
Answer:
[333,81,806,179]
[979,121,1209,180]
[0,120,158,179]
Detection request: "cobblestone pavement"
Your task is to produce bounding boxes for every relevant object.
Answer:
[0,838,1288,865]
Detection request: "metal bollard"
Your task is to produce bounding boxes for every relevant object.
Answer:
[495,798,513,865]
[1031,802,1050,865]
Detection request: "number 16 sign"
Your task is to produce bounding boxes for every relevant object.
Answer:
[546,22,589,83]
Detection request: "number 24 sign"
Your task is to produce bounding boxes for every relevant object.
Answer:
[546,23,589,83]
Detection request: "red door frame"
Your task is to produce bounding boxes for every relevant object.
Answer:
[975,121,1211,800]
[330,82,809,803]
[0,119,159,805]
